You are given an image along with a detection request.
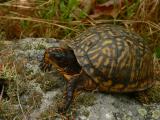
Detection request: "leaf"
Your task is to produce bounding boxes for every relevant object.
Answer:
[68,0,79,9]
[0,64,2,72]
[78,0,96,14]
[155,47,160,58]
[91,0,133,18]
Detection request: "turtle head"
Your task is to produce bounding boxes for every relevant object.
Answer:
[44,47,70,68]
[40,47,81,74]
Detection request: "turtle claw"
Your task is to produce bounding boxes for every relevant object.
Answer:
[57,96,72,113]
[39,62,52,72]
[57,103,69,113]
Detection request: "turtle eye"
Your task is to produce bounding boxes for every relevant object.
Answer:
[51,51,65,61]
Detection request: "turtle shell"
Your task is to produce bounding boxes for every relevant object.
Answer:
[69,24,154,92]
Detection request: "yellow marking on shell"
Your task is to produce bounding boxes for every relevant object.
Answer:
[104,58,109,66]
[139,50,144,56]
[101,67,107,74]
[117,41,121,46]
[138,58,143,79]
[112,44,116,49]
[80,44,85,49]
[111,84,124,90]
[118,45,123,50]
[139,45,144,51]
[106,47,112,57]
[94,76,101,83]
[139,42,144,47]
[86,39,94,46]
[125,49,132,67]
[116,38,122,42]
[90,53,99,60]
[100,32,107,37]
[84,46,89,51]
[95,56,103,68]
[81,34,95,43]
[108,31,114,36]
[76,49,82,54]
[76,49,84,56]
[142,58,147,79]
[128,83,138,89]
[129,49,136,81]
[140,79,148,88]
[117,45,128,63]
[102,48,107,55]
[89,68,94,74]
[108,48,116,77]
[88,47,100,54]
[86,32,93,37]
[102,40,112,46]
[126,39,133,45]
[102,80,112,87]
[83,59,89,65]
[99,80,113,92]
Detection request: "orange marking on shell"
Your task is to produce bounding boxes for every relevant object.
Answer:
[99,84,109,92]
[84,79,97,90]
[94,76,101,83]
[99,80,112,92]
[102,80,112,87]
[110,84,124,90]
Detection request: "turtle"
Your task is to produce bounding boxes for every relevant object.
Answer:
[39,24,155,112]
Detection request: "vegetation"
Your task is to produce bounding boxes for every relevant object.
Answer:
[0,0,160,119]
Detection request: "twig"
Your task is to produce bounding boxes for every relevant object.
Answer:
[13,64,28,120]
[0,85,4,102]
[0,16,76,31]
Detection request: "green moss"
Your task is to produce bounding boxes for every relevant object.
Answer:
[35,43,46,50]
[0,101,22,120]
[27,91,43,109]
[138,108,147,116]
[36,71,65,92]
[81,109,90,117]
[39,106,57,120]
[0,41,5,51]
[137,81,160,104]
[76,92,97,107]
[151,110,160,119]
[0,63,26,100]
[24,43,32,50]
[38,93,62,119]
[155,47,160,58]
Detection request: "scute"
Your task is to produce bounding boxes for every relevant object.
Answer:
[69,24,154,92]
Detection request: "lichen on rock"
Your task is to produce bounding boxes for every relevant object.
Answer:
[0,38,160,120]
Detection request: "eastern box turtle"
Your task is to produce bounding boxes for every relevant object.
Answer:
[40,24,154,112]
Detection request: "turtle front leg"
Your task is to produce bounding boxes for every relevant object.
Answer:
[58,71,98,113]
[58,74,80,113]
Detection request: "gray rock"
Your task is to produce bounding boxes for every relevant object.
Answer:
[0,38,159,120]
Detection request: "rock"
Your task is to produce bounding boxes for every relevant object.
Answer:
[152,109,160,119]
[0,38,159,120]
